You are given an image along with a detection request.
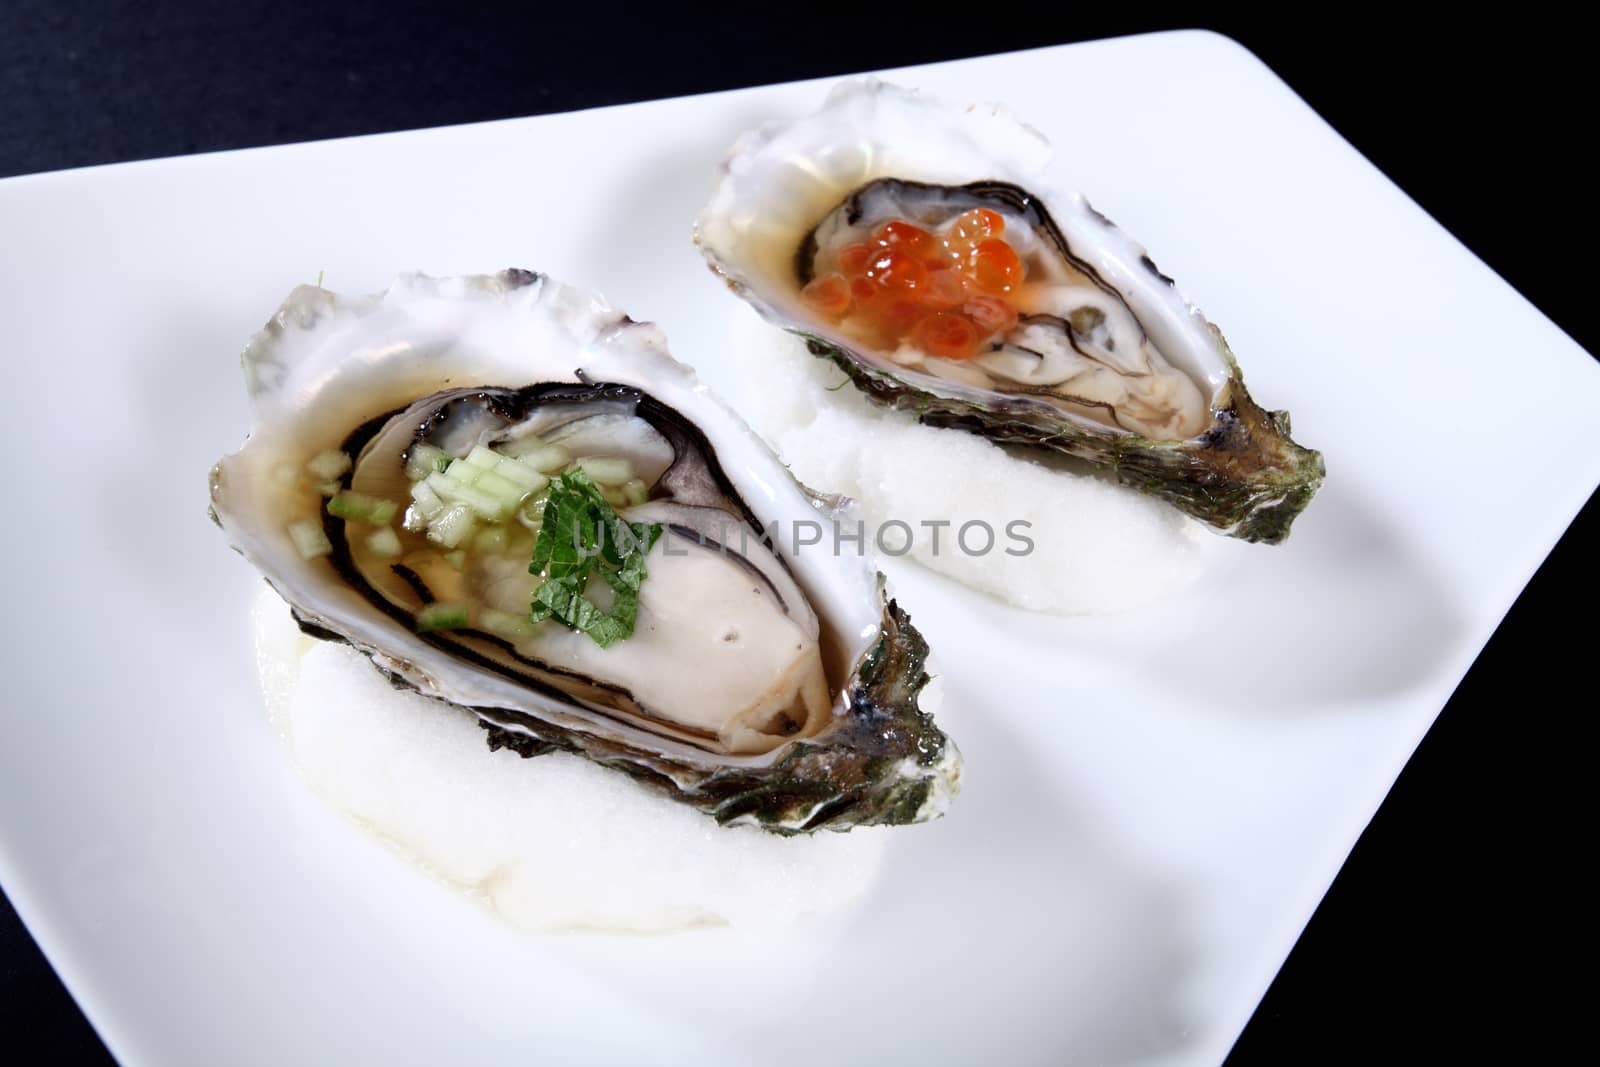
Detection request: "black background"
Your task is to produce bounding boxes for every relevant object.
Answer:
[2,3,1593,1063]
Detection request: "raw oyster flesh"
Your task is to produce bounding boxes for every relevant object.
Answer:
[695,79,1324,543]
[209,270,959,832]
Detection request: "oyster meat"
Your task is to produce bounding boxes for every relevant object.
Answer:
[696,79,1324,543]
[210,271,958,832]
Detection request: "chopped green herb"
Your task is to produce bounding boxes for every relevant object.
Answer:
[527,470,661,648]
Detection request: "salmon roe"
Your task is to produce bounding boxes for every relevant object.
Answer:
[798,208,1025,360]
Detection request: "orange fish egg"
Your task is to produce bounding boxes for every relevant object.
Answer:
[964,294,1019,335]
[800,273,852,318]
[910,312,984,360]
[950,208,1005,242]
[872,221,934,256]
[876,296,925,333]
[971,239,1024,293]
[922,237,969,271]
[818,210,1027,361]
[836,242,873,275]
[920,269,969,310]
[864,248,928,292]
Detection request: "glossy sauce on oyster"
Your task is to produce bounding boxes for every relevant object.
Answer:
[332,385,832,757]
[210,271,958,832]
[796,179,1211,441]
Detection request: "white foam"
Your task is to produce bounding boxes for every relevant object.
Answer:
[251,584,888,934]
[724,308,1230,615]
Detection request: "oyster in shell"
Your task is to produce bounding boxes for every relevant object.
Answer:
[695,79,1324,543]
[209,270,958,832]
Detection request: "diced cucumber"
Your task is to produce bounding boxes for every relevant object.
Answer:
[493,455,549,491]
[465,445,502,470]
[426,503,478,548]
[365,527,403,558]
[404,443,451,482]
[473,526,509,555]
[446,462,484,487]
[409,478,446,519]
[287,519,332,560]
[305,450,351,480]
[574,456,633,486]
[622,478,649,507]
[426,471,504,520]
[600,485,629,509]
[506,440,569,472]
[415,602,469,632]
[327,491,399,525]
[401,504,429,532]
[472,469,525,505]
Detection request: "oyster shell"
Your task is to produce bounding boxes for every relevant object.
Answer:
[210,270,958,832]
[695,79,1324,543]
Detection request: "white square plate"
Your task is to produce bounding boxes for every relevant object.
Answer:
[3,30,1595,1066]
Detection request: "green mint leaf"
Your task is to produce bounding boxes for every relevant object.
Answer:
[525,469,661,648]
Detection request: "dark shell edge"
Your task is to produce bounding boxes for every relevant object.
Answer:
[292,596,956,836]
[799,330,1325,545]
